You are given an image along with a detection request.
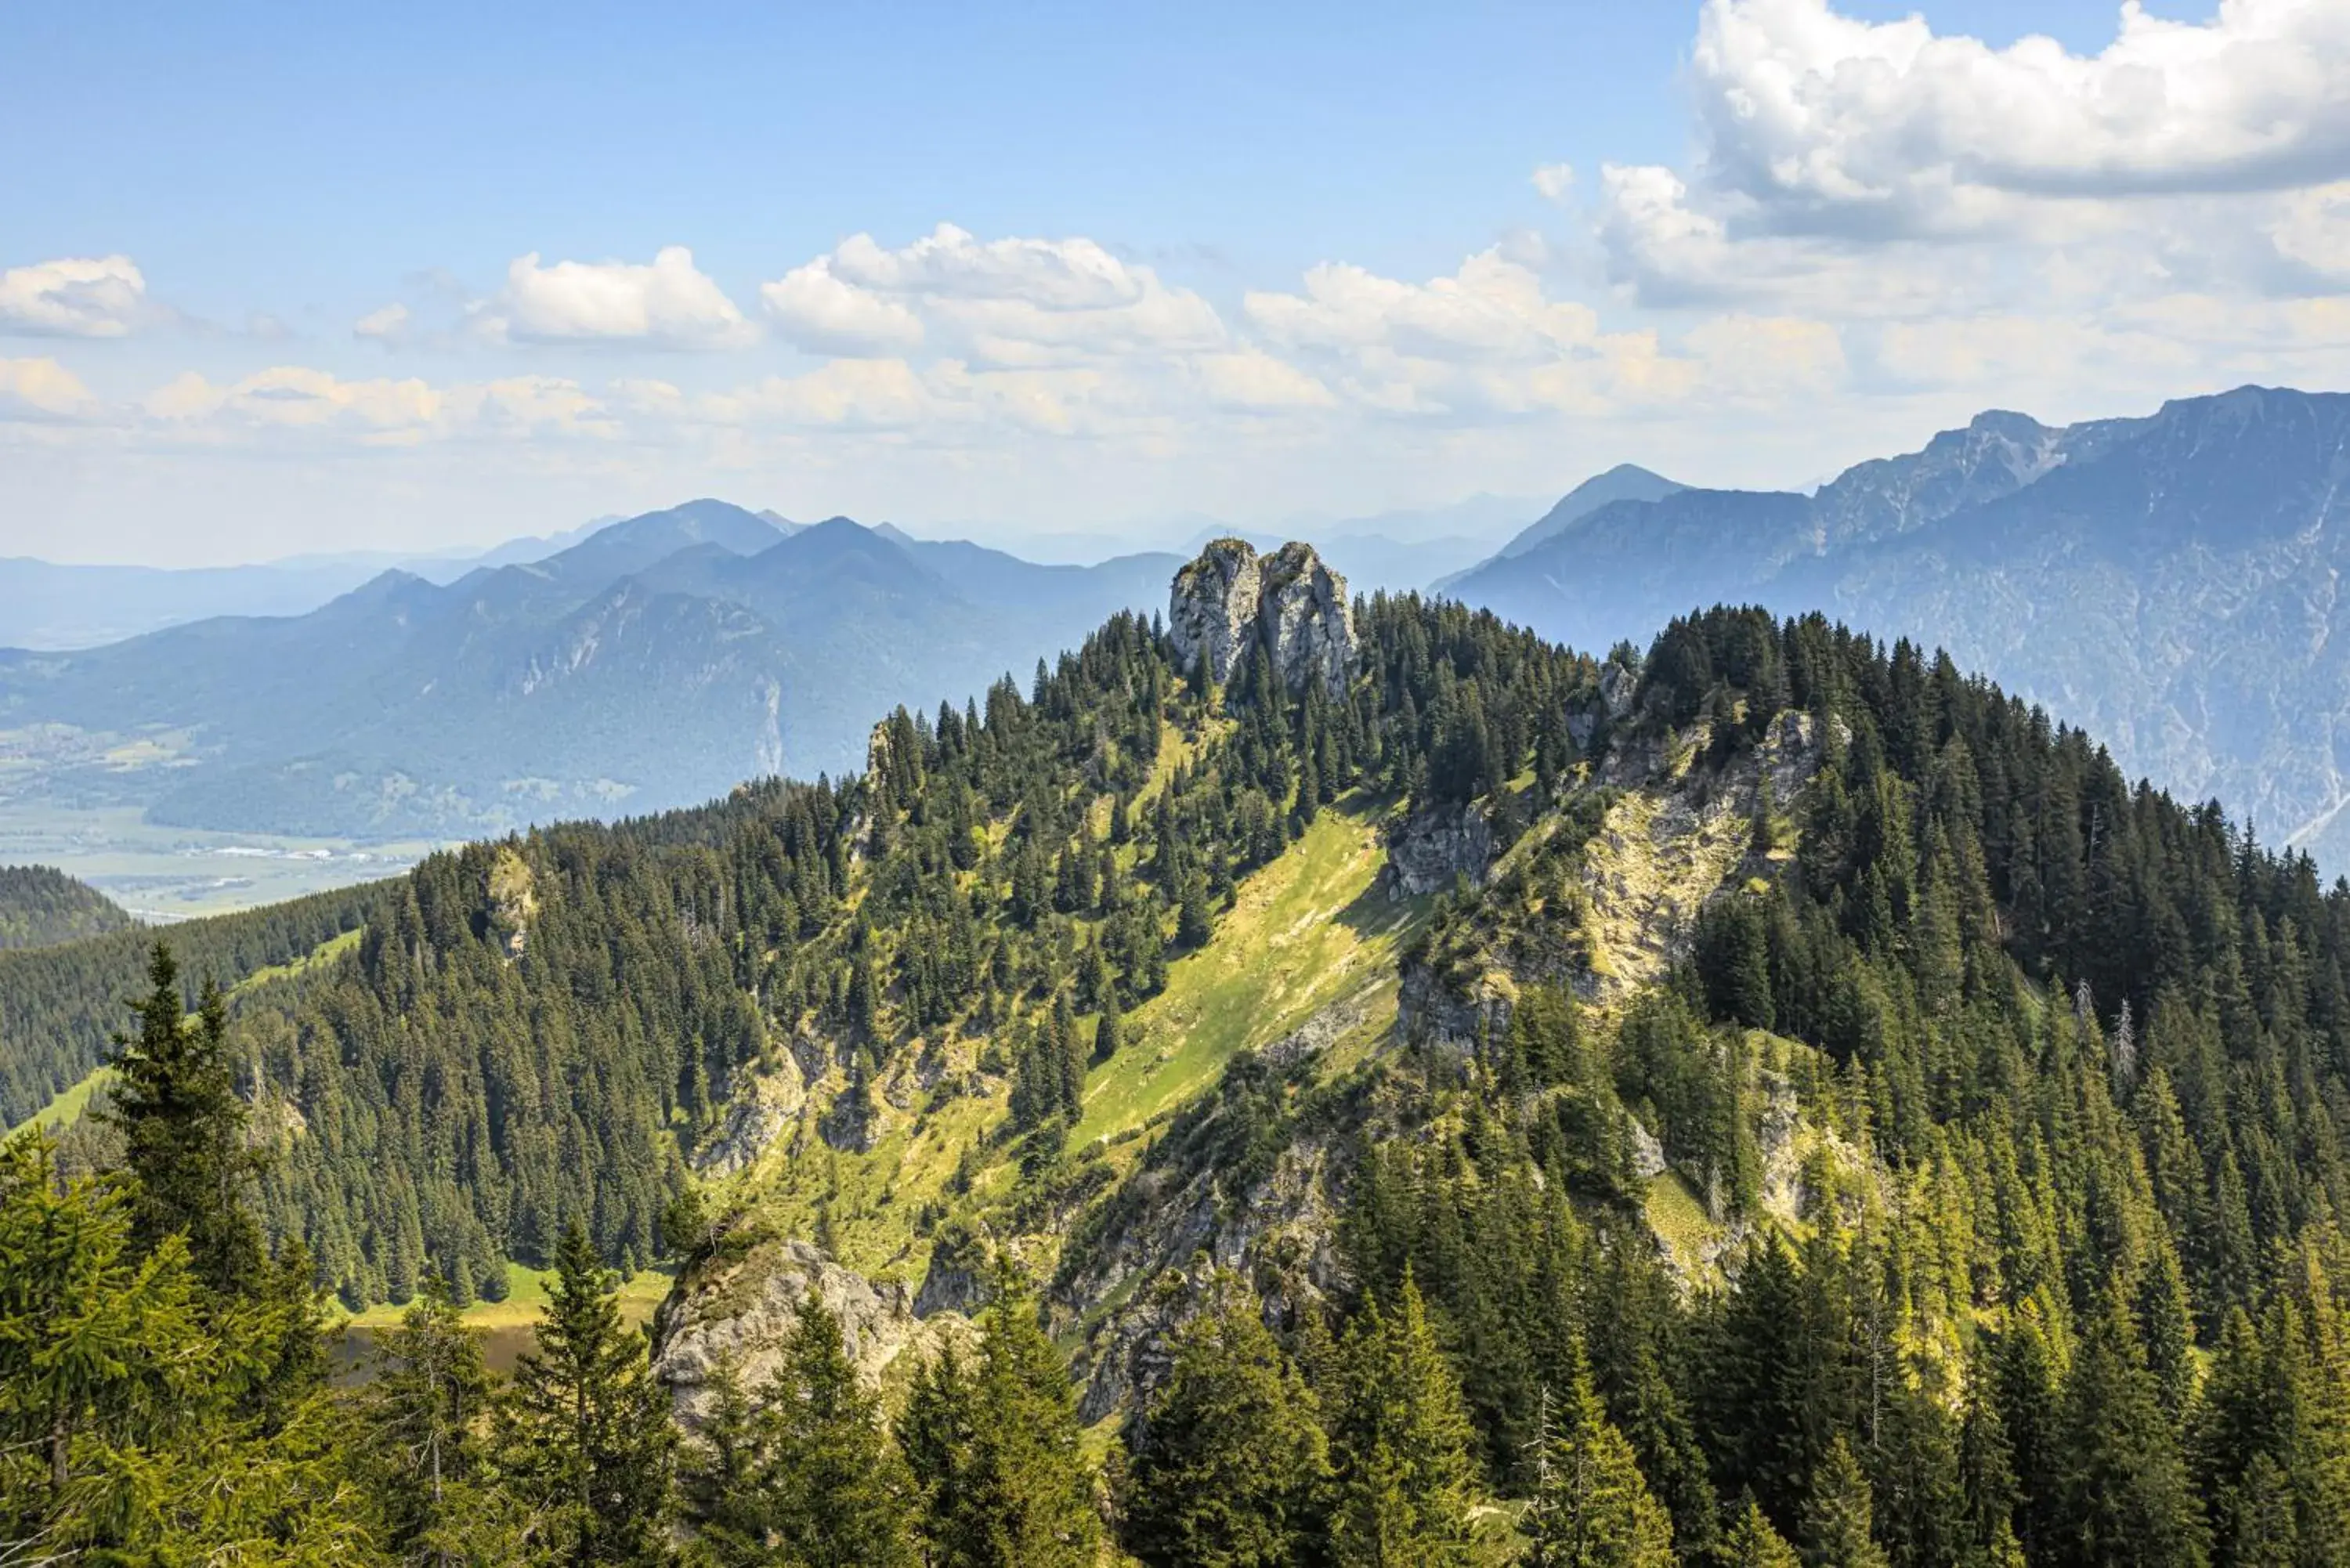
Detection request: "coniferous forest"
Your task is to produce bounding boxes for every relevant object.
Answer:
[12,586,2350,1566]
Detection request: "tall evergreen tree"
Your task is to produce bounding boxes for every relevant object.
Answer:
[675,1355,769,1568]
[2057,1292,2209,1568]
[362,1270,515,1565]
[761,1291,918,1568]
[103,942,263,1293]
[904,1274,1099,1568]
[1328,1270,1484,1567]
[1123,1279,1329,1567]
[496,1222,675,1566]
[1721,1498,1803,1568]
[1800,1436,1889,1568]
[1524,1337,1676,1568]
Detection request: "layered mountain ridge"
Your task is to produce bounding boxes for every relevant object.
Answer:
[0,500,1180,840]
[1448,384,2350,865]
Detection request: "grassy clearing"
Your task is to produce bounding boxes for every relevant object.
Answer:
[233,926,363,995]
[335,1260,673,1331]
[1074,793,1417,1147]
[9,927,369,1141]
[7,1065,116,1140]
[736,790,1425,1291]
[1644,1172,1725,1277]
[7,927,367,1141]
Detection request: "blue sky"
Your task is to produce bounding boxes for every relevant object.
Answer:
[4,0,2344,565]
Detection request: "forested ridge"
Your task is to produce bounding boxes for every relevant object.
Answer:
[13,579,2350,1564]
[0,876,377,1125]
[0,864,131,953]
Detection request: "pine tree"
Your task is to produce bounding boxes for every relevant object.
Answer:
[0,1131,203,1521]
[1094,989,1126,1065]
[0,1131,368,1564]
[675,1355,770,1567]
[496,1222,675,1566]
[1525,1338,1676,1568]
[2057,1292,2209,1568]
[901,1343,980,1566]
[362,1269,508,1566]
[1178,880,1216,950]
[1329,1270,1483,1566]
[1123,1280,1329,1567]
[763,1291,918,1568]
[104,942,263,1293]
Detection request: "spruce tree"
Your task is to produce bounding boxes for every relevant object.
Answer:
[2056,1292,2209,1568]
[1800,1436,1889,1568]
[675,1355,769,1568]
[905,1274,1099,1568]
[1328,1270,1483,1566]
[1123,1280,1329,1567]
[496,1223,675,1566]
[1094,989,1125,1065]
[362,1269,508,1565]
[104,943,263,1293]
[762,1291,918,1568]
[1525,1338,1676,1568]
[1722,1498,1803,1568]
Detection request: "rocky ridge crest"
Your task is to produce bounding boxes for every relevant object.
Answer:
[1168,539,1354,699]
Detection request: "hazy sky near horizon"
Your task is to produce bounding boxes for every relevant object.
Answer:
[6,0,2349,565]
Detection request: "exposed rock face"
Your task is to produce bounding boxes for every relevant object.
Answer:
[1397,962,1512,1050]
[1169,540,1354,699]
[913,1221,994,1317]
[691,1064,806,1177]
[653,1237,963,1430]
[1383,802,1495,900]
[1061,1127,1349,1425]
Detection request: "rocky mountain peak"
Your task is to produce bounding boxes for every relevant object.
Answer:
[1169,537,1354,699]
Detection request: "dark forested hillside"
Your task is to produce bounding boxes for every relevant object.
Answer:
[0,865,130,952]
[18,546,2350,1564]
[0,878,380,1127]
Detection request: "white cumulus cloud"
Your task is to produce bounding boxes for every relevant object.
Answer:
[0,256,149,338]
[0,357,96,417]
[765,225,1224,368]
[1246,251,1599,364]
[760,260,926,357]
[1690,0,2350,236]
[353,302,411,345]
[475,246,755,349]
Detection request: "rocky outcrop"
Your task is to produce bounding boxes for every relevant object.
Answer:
[1059,1127,1350,1425]
[1382,802,1495,900]
[691,1064,807,1177]
[1169,540,1354,699]
[1397,962,1512,1050]
[653,1236,964,1430]
[913,1220,994,1317]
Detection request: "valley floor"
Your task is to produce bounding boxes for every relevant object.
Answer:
[0,801,436,918]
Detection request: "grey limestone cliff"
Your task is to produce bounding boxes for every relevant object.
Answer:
[1169,539,1354,699]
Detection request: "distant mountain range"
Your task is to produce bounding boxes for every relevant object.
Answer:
[0,516,649,651]
[27,386,2350,870]
[8,496,1535,655]
[0,501,1177,838]
[1444,385,2350,869]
